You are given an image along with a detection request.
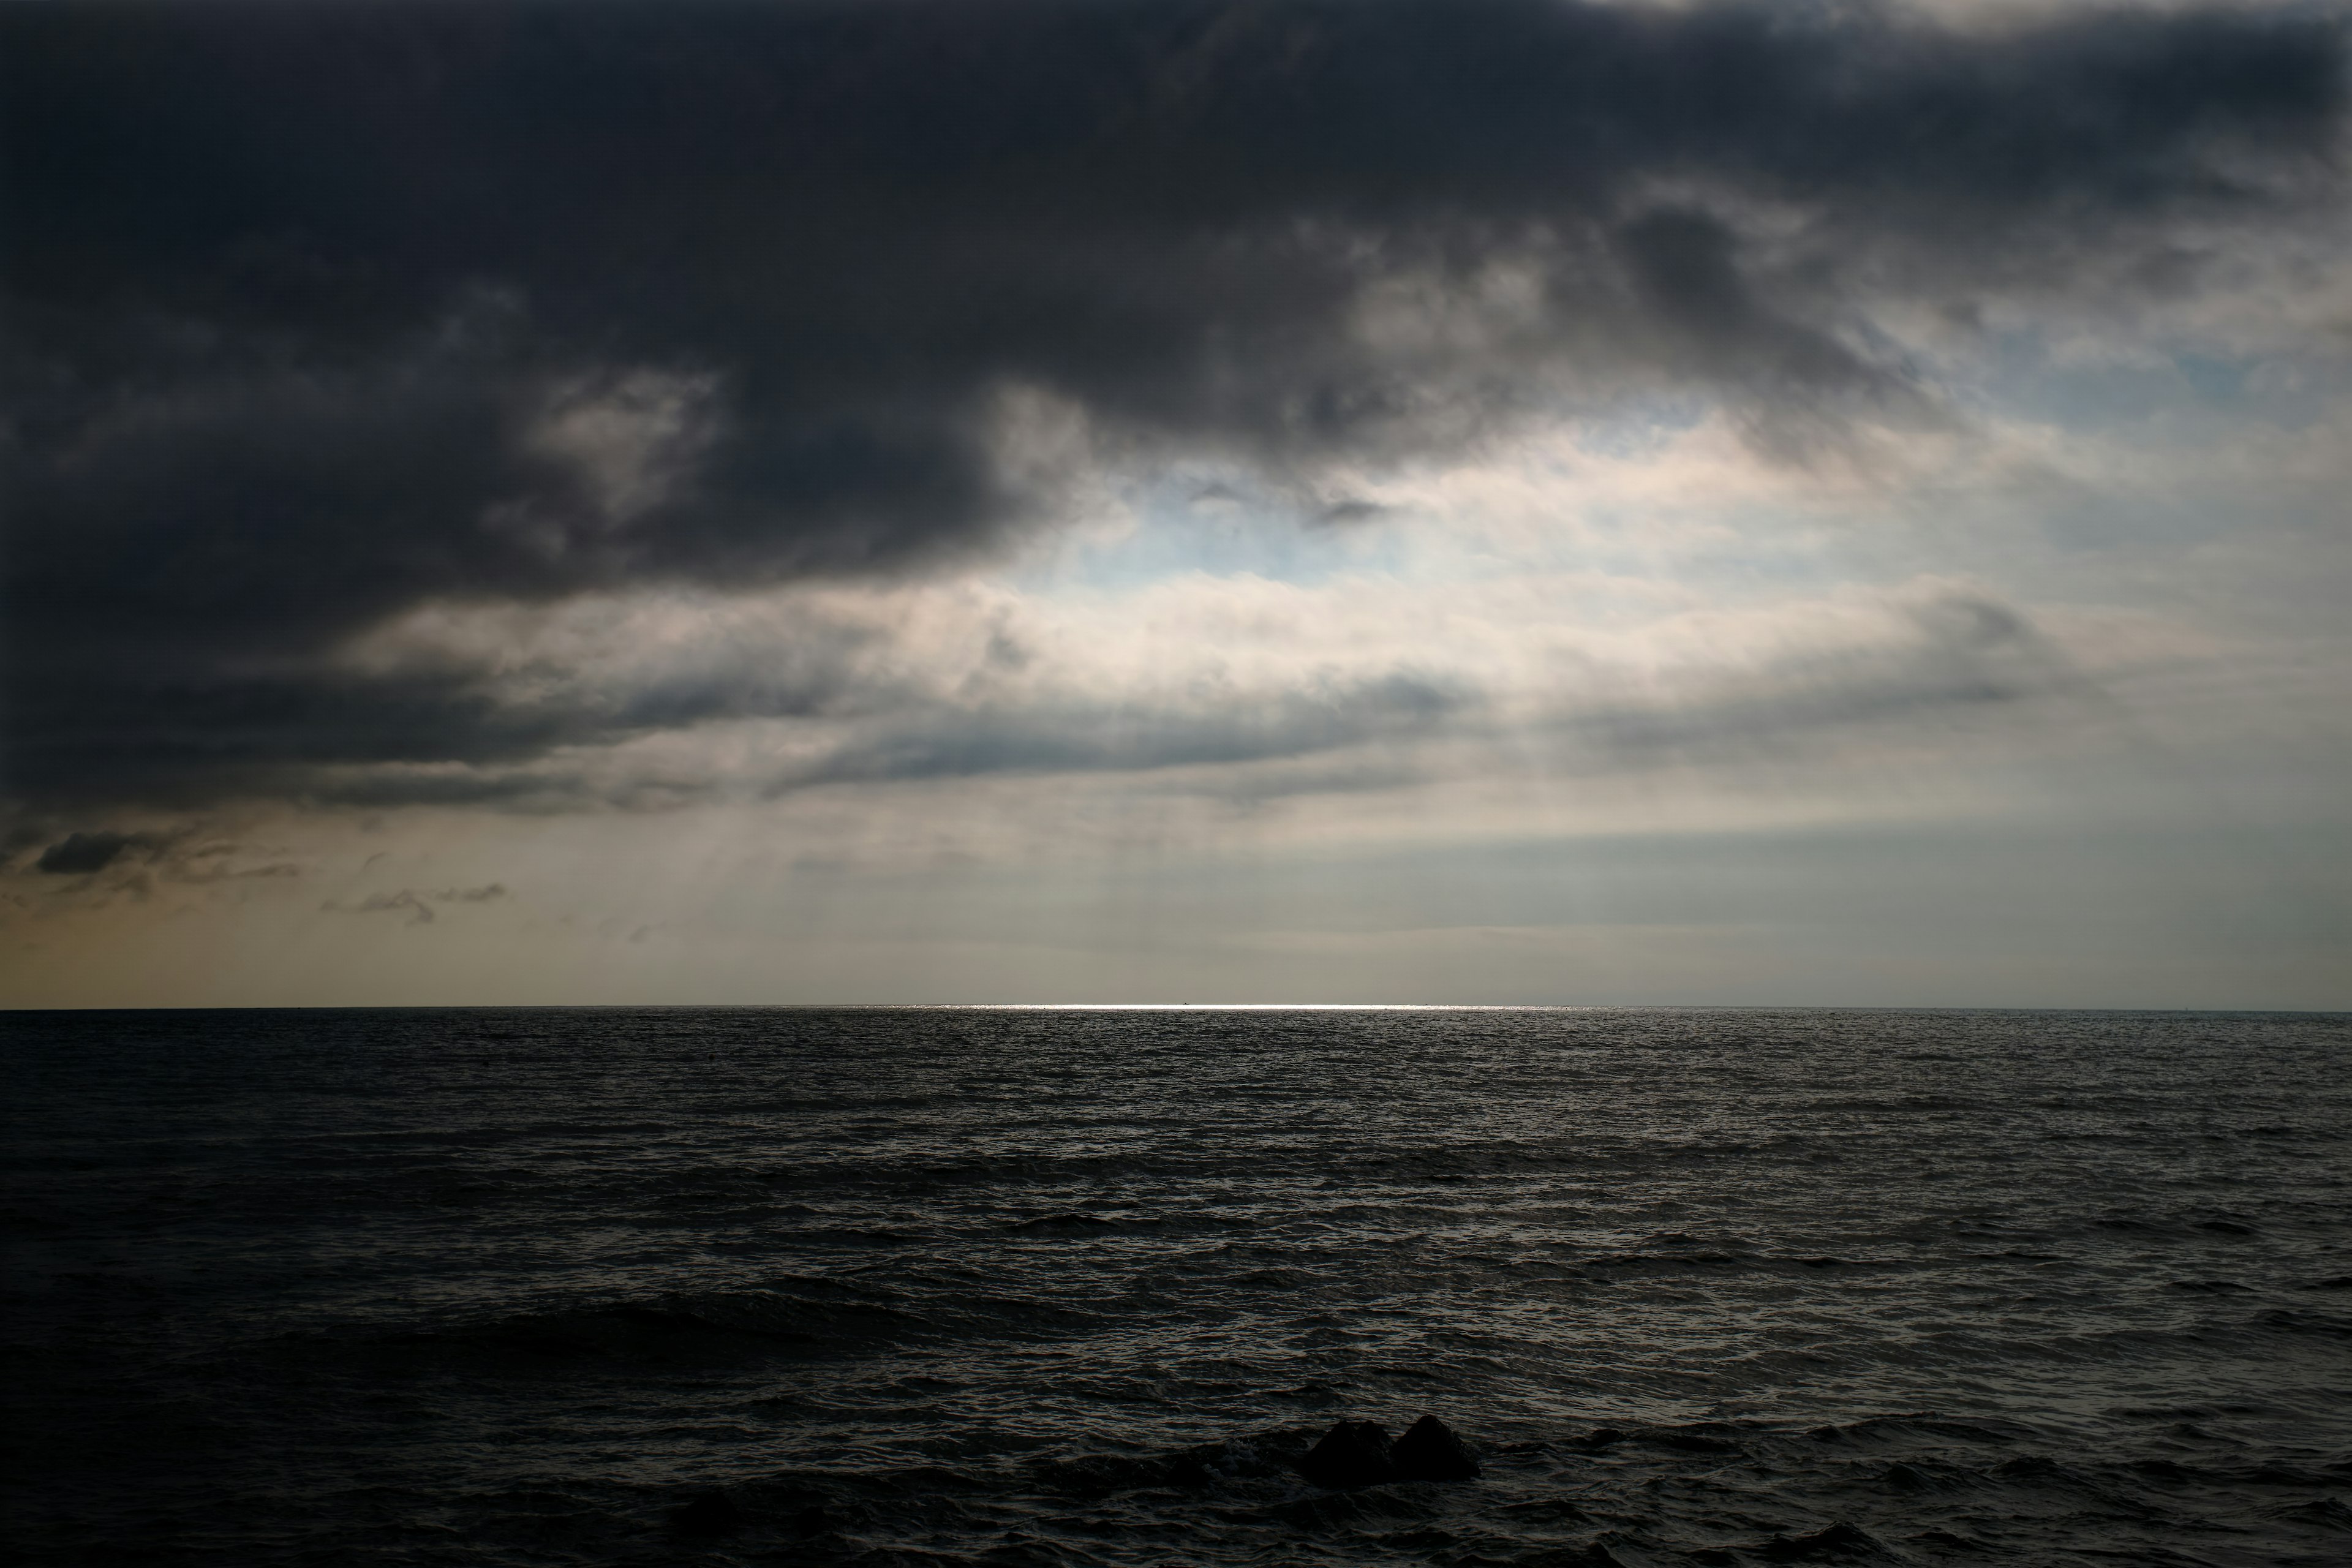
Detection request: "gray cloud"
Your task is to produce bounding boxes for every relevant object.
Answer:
[1611,206,1940,458]
[274,665,1473,810]
[325,884,510,925]
[3,0,2340,808]
[266,589,2089,813]
[1559,594,2094,765]
[793,672,1472,790]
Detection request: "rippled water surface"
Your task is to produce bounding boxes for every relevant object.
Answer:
[4,1007,2349,1566]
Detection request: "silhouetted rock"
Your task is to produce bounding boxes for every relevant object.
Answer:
[668,1490,743,1536]
[1298,1419,1395,1488]
[1390,1414,1480,1481]
[1164,1450,1216,1489]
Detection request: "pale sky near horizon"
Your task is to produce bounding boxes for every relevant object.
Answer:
[4,0,2347,1008]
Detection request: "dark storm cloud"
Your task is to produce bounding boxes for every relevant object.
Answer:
[34,830,144,875]
[6,594,894,810]
[13,824,302,883]
[3,0,2342,806]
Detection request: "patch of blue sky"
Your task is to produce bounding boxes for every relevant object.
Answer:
[1564,394,1713,459]
[1953,328,2336,436]
[1022,467,1423,593]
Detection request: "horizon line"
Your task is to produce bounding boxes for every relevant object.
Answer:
[4,1001,2345,1016]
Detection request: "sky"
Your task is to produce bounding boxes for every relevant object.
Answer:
[2,0,2348,1008]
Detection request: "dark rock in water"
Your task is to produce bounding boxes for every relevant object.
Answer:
[1036,1450,1186,1498]
[1390,1413,1480,1481]
[1009,1212,1119,1233]
[1164,1450,1216,1489]
[668,1490,743,1536]
[1760,1521,1874,1559]
[1297,1419,1395,1489]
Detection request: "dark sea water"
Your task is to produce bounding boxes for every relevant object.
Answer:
[4,1007,2349,1567]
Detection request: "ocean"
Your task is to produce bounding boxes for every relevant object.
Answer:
[3,1006,2347,1565]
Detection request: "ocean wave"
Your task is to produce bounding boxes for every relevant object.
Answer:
[9,1005,2349,1565]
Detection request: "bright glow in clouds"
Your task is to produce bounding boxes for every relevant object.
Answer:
[2,0,2347,1006]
